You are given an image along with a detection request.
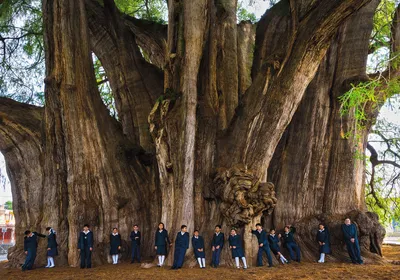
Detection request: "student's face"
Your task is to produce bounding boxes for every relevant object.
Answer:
[194,231,199,237]
[284,227,289,233]
[319,224,324,230]
[182,227,187,233]
[256,225,262,231]
[345,219,351,225]
[83,226,89,231]
[158,224,164,230]
[270,230,275,235]
[133,226,138,231]
[230,230,236,235]
[113,229,118,234]
[215,227,221,233]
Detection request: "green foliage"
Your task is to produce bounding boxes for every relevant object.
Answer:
[4,200,12,210]
[115,0,167,24]
[237,4,257,23]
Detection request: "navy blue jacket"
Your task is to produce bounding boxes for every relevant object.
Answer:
[78,231,93,249]
[155,229,171,246]
[268,234,280,250]
[24,232,45,252]
[130,231,141,246]
[228,234,245,258]
[192,236,204,250]
[47,231,58,249]
[317,228,331,254]
[251,229,269,246]
[211,232,224,249]
[175,232,189,249]
[342,224,358,241]
[282,227,297,245]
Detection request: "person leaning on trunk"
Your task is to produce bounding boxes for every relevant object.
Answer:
[171,225,189,270]
[342,218,363,264]
[22,230,46,271]
[78,224,93,269]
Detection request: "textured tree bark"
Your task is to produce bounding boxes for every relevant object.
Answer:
[0,0,389,268]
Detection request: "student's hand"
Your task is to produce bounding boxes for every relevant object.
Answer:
[90,247,93,251]
[169,243,173,247]
[25,251,28,255]
[216,245,220,249]
[118,246,121,250]
[135,237,139,239]
[47,248,51,251]
[278,234,281,238]
[233,246,236,249]
[322,243,325,245]
[212,246,215,251]
[229,246,232,249]
[259,243,263,247]
[350,238,355,243]
[319,242,322,246]
[155,246,157,250]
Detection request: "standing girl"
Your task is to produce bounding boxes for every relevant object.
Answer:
[45,227,58,268]
[154,222,171,267]
[228,228,247,269]
[110,228,121,264]
[316,223,331,263]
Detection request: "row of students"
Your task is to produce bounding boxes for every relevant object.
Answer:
[22,218,363,270]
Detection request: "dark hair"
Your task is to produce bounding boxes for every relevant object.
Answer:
[133,224,139,227]
[256,223,262,227]
[193,229,199,233]
[181,225,187,230]
[158,223,165,229]
[215,225,222,229]
[113,227,118,231]
[270,228,276,232]
[24,230,31,235]
[84,224,90,228]
[319,223,325,227]
[231,228,237,232]
[284,226,290,230]
[46,227,51,231]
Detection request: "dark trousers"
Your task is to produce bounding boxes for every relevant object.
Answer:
[212,248,222,267]
[22,249,36,270]
[258,245,273,266]
[172,247,186,268]
[131,244,141,262]
[345,239,363,264]
[80,247,92,268]
[286,242,301,262]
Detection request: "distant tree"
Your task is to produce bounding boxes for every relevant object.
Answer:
[4,201,12,210]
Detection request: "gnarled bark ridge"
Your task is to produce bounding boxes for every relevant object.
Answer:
[0,0,391,267]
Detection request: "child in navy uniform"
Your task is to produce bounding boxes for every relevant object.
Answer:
[130,224,141,263]
[45,227,58,268]
[280,225,301,263]
[229,228,247,269]
[211,225,224,268]
[317,223,331,263]
[268,229,288,264]
[155,222,171,267]
[171,225,189,270]
[110,228,121,264]
[342,218,363,264]
[22,230,46,271]
[251,223,273,267]
[78,224,93,269]
[192,230,206,268]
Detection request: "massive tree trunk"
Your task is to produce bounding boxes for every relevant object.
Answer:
[0,0,390,268]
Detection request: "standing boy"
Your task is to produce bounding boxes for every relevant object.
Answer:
[192,230,206,268]
[130,224,141,263]
[211,225,224,268]
[171,225,189,270]
[342,218,363,264]
[251,223,273,267]
[229,228,247,269]
[22,230,46,271]
[78,224,93,269]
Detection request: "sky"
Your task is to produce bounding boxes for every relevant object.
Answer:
[0,1,399,204]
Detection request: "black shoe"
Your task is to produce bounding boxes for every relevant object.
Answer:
[131,260,134,264]
[268,265,273,267]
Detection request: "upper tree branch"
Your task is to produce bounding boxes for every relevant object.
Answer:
[0,97,43,153]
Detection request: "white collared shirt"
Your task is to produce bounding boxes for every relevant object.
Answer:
[83,230,90,235]
[180,231,185,235]
[112,232,119,236]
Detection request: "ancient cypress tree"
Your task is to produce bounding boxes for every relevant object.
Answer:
[0,0,394,266]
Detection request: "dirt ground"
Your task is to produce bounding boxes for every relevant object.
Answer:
[0,245,399,280]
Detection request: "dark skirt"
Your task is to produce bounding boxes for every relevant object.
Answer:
[156,245,167,255]
[194,249,205,258]
[319,243,331,254]
[110,245,120,255]
[47,247,58,257]
[231,247,244,258]
[270,245,281,255]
